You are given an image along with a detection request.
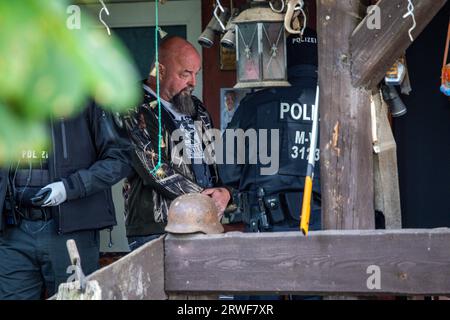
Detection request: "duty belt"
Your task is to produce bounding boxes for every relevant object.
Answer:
[11,169,52,221]
[239,189,322,231]
[240,191,271,232]
[19,207,53,221]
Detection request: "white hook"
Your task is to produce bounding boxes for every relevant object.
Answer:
[99,0,111,36]
[214,0,226,31]
[216,0,225,12]
[403,0,416,42]
[294,0,307,36]
[284,0,307,36]
[269,0,285,13]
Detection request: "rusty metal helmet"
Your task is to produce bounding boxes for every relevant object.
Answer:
[165,193,224,235]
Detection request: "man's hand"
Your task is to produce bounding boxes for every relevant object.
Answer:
[201,188,231,220]
[38,182,67,207]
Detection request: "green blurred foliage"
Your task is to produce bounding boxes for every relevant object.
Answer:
[0,0,140,164]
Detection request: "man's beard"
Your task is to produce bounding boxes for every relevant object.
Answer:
[172,87,196,117]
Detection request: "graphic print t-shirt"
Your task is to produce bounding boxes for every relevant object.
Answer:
[143,85,213,189]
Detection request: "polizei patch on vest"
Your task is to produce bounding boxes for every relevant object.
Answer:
[291,35,318,44]
[279,102,317,123]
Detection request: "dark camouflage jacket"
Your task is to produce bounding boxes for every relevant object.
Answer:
[122,85,223,237]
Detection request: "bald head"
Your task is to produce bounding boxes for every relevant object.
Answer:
[158,36,200,65]
[147,36,201,104]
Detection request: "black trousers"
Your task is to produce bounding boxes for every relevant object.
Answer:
[0,219,100,300]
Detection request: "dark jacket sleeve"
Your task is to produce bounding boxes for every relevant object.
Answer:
[62,104,134,200]
[131,151,179,200]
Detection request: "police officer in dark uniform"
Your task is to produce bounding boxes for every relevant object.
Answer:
[219,27,321,233]
[0,103,132,300]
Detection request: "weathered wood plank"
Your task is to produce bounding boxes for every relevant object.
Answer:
[351,0,447,89]
[373,91,402,229]
[165,230,450,295]
[318,0,375,230]
[87,236,167,300]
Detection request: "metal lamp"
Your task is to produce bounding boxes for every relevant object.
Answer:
[221,8,240,50]
[199,7,230,48]
[233,1,290,89]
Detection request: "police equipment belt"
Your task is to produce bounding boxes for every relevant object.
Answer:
[11,169,53,221]
[239,189,321,230]
[19,207,53,221]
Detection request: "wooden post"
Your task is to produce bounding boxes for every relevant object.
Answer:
[317,0,375,230]
[372,91,402,229]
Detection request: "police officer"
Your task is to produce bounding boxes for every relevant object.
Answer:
[0,102,132,300]
[219,27,321,233]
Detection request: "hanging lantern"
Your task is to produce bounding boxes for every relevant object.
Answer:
[233,1,290,89]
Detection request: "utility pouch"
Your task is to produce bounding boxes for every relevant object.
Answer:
[283,191,321,225]
[240,193,251,224]
[225,191,244,224]
[283,192,303,222]
[14,187,39,208]
[264,195,285,224]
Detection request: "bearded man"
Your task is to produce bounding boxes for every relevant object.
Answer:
[122,37,231,250]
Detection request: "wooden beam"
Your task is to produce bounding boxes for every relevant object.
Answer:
[317,0,375,230]
[373,91,402,229]
[165,230,450,295]
[351,0,447,89]
[85,236,167,300]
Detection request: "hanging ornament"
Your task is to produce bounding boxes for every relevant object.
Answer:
[284,0,307,36]
[441,19,450,96]
[158,27,168,39]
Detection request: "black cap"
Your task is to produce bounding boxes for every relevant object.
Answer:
[286,27,318,68]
